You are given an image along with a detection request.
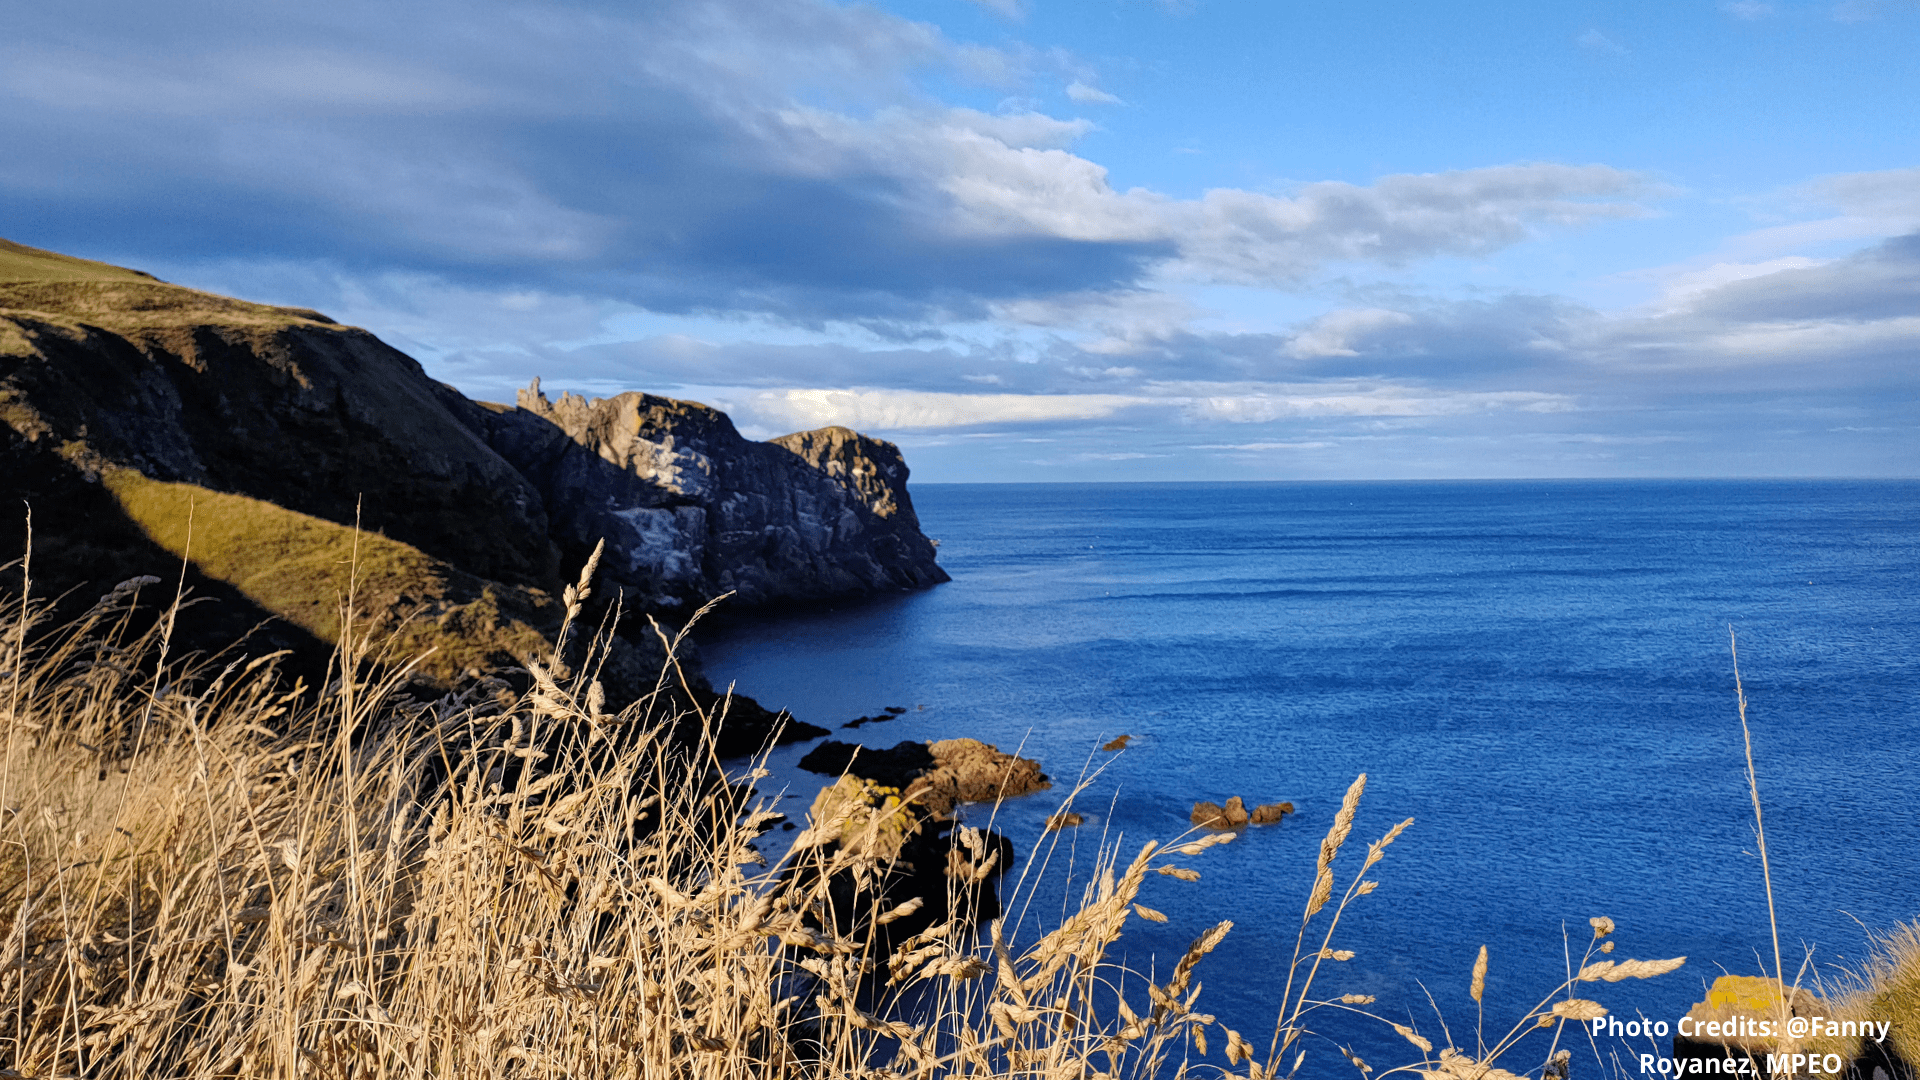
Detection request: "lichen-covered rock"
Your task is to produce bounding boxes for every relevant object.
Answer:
[470,381,948,612]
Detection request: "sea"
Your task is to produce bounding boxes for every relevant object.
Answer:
[697,480,1920,1071]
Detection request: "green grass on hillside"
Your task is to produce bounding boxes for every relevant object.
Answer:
[104,469,558,681]
[0,238,163,285]
[0,237,335,331]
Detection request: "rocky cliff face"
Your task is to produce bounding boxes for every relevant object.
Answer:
[0,239,945,724]
[468,381,949,612]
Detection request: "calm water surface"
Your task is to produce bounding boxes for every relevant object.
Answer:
[698,480,1920,1066]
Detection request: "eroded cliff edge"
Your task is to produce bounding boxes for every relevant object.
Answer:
[469,381,947,613]
[0,238,946,744]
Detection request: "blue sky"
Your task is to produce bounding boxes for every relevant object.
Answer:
[3,0,1916,480]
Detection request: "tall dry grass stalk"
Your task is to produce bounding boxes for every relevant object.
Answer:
[0,538,1693,1080]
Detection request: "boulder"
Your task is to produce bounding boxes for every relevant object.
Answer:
[1046,811,1085,831]
[1192,796,1294,829]
[1671,976,1869,1079]
[916,738,1052,816]
[1251,801,1294,824]
[1191,801,1230,828]
[1101,734,1131,751]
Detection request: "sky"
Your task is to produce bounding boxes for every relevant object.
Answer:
[3,0,1917,481]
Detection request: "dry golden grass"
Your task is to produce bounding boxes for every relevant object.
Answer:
[0,544,1782,1080]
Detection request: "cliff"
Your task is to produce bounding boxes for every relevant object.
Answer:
[471,382,948,612]
[0,238,945,737]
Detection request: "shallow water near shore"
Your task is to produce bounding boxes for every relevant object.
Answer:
[699,479,1920,1067]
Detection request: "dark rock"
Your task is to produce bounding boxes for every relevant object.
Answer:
[797,740,936,791]
[1102,734,1132,751]
[791,776,1016,949]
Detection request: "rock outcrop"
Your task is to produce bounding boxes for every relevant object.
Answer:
[467,381,948,612]
[798,738,1051,818]
[1191,797,1293,829]
[1667,976,1904,1080]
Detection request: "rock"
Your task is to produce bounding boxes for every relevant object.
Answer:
[915,738,1051,816]
[1671,976,1867,1078]
[796,737,1049,818]
[1191,801,1230,828]
[1101,734,1131,751]
[1193,797,1293,828]
[789,766,1016,949]
[805,776,923,859]
[469,381,949,613]
[1046,811,1085,830]
[798,740,935,791]
[1251,801,1294,824]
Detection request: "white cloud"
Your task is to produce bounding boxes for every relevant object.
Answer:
[963,0,1024,18]
[1648,257,1826,310]
[1065,80,1122,104]
[1577,28,1627,53]
[741,388,1147,430]
[1193,441,1333,450]
[1176,383,1576,422]
[1284,308,1417,358]
[1814,166,1920,228]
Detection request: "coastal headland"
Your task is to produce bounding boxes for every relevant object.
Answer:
[0,237,947,754]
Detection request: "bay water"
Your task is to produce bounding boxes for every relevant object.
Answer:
[698,480,1920,1069]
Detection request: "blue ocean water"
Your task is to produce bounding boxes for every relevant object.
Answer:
[698,480,1920,1069]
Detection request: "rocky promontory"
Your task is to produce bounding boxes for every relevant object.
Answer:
[0,238,946,742]
[469,381,948,613]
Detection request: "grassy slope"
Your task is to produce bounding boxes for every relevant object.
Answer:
[104,469,558,682]
[0,239,164,284]
[0,238,571,688]
[0,243,332,333]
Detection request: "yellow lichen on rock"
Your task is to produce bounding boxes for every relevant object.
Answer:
[807,776,922,858]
